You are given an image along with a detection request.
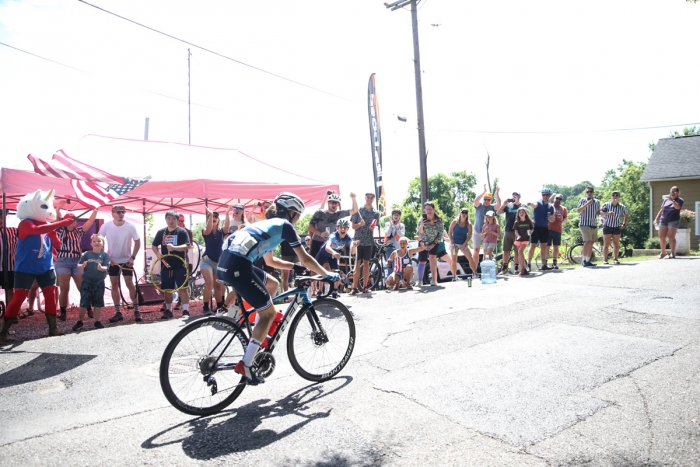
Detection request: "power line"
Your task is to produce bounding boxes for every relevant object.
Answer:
[0,41,224,111]
[432,122,700,134]
[78,0,350,101]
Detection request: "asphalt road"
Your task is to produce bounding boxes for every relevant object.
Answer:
[1,257,699,466]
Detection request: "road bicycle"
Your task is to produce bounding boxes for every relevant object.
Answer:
[159,275,356,416]
[534,240,572,269]
[567,235,631,264]
[346,240,389,291]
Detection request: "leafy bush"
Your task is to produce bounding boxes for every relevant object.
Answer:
[644,237,669,249]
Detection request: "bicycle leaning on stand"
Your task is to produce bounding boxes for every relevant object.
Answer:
[159,275,356,416]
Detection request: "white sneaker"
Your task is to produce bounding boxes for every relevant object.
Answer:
[430,280,438,286]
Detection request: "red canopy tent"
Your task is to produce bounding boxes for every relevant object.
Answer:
[1,134,338,214]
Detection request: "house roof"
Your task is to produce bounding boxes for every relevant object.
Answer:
[640,134,700,181]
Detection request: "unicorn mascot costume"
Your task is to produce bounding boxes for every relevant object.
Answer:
[0,189,74,344]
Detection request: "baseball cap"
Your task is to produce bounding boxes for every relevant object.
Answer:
[233,203,245,210]
[512,192,521,197]
[485,211,495,217]
[484,193,493,199]
[112,205,125,212]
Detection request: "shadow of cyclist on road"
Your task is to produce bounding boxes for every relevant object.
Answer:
[142,376,352,459]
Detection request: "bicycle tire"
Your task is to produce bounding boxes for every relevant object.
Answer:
[591,246,601,263]
[160,317,248,416]
[534,251,542,270]
[287,298,355,382]
[358,260,381,290]
[568,244,584,264]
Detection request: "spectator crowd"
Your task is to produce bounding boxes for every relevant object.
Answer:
[0,183,686,342]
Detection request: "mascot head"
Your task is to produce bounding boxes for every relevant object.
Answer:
[17,189,56,222]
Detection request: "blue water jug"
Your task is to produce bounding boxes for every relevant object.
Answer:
[480,259,497,284]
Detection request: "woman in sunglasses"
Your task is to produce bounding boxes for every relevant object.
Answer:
[448,208,478,278]
[416,201,444,286]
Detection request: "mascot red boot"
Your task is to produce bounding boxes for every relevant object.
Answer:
[0,189,74,344]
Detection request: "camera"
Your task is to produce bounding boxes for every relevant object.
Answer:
[507,198,514,203]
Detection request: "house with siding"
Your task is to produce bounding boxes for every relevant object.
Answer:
[640,135,700,250]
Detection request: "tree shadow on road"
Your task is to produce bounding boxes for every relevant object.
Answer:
[0,351,96,389]
[142,376,353,460]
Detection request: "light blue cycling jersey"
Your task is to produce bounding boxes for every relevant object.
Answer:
[224,218,302,263]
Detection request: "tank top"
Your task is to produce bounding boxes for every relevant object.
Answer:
[393,250,412,273]
[483,223,499,244]
[452,222,469,244]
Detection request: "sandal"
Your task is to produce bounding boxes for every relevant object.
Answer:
[391,283,399,291]
[19,309,34,319]
[658,252,667,259]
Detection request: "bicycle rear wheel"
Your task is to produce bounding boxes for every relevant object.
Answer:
[160,317,248,416]
[287,298,356,382]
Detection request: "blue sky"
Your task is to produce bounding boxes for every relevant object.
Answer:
[1,0,699,211]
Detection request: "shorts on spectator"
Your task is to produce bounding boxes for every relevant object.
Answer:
[417,247,438,262]
[530,226,549,245]
[200,256,218,271]
[80,280,105,308]
[472,234,485,249]
[659,220,680,229]
[161,266,189,290]
[0,271,14,290]
[483,242,496,251]
[356,245,373,261]
[315,251,339,270]
[514,241,529,248]
[579,226,597,242]
[108,263,134,277]
[390,271,405,280]
[547,231,562,246]
[14,270,56,289]
[603,226,622,236]
[310,239,324,258]
[281,254,299,263]
[503,231,516,252]
[55,257,83,276]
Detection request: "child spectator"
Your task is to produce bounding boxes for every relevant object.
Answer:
[514,208,534,276]
[386,237,422,290]
[481,211,500,261]
[73,234,110,330]
[315,219,358,297]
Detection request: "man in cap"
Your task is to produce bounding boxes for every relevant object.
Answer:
[496,191,522,274]
[472,185,502,268]
[98,205,142,323]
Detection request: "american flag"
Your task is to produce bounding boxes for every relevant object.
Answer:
[71,177,150,208]
[27,152,150,208]
[28,151,126,184]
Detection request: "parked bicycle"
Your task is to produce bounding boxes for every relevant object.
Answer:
[346,240,388,291]
[567,235,631,264]
[159,274,355,416]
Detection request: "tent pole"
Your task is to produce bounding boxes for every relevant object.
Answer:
[142,199,147,281]
[2,193,7,291]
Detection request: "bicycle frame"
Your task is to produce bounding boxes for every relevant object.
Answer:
[209,282,327,370]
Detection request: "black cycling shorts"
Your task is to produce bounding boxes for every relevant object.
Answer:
[14,270,56,290]
[547,231,562,246]
[217,251,271,312]
[108,263,134,277]
[530,226,549,245]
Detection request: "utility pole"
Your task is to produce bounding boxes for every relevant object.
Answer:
[144,117,149,141]
[187,48,192,145]
[385,0,429,206]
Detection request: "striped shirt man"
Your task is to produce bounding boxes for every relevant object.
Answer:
[601,202,628,228]
[577,197,600,227]
[1,227,19,271]
[56,227,85,259]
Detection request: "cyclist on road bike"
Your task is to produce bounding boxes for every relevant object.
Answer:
[217,192,340,386]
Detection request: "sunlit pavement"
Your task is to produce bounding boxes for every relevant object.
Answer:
[1,257,699,466]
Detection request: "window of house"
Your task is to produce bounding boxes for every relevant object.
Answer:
[696,201,700,236]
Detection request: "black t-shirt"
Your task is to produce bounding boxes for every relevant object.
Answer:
[153,226,190,265]
[503,202,522,232]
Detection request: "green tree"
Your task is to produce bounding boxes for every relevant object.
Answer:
[191,222,206,244]
[398,171,477,237]
[598,160,649,248]
[295,213,312,236]
[649,126,700,152]
[144,213,155,245]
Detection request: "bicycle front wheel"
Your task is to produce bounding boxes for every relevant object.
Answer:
[287,298,356,382]
[568,244,584,264]
[160,317,248,416]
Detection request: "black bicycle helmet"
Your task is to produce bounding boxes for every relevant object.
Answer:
[391,208,402,216]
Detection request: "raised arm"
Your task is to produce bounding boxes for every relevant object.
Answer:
[203,207,215,236]
[223,206,232,234]
[494,186,502,211]
[81,209,99,232]
[349,193,359,215]
[474,184,487,208]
